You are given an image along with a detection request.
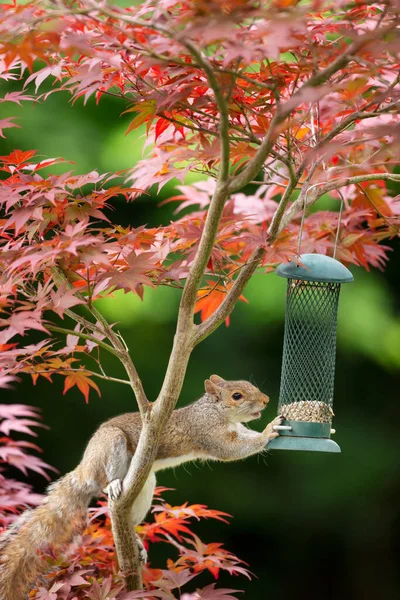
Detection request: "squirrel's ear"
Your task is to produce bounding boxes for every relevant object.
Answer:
[205,379,220,398]
[209,374,225,385]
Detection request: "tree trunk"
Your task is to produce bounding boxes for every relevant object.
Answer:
[110,506,142,590]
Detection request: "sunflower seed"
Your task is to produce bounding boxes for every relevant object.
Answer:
[280,401,334,424]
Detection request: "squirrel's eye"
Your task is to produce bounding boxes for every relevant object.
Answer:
[232,392,243,400]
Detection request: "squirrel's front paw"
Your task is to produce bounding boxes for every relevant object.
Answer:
[105,478,122,501]
[264,415,285,440]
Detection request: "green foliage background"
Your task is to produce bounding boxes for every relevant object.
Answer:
[1,88,400,600]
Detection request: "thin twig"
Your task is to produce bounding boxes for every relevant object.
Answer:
[47,325,121,357]
[278,173,400,235]
[355,182,400,235]
[318,173,400,196]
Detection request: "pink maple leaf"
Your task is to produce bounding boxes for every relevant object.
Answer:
[0,374,20,389]
[0,405,41,419]
[191,583,243,599]
[0,310,49,336]
[0,117,20,138]
[153,568,196,590]
[49,288,84,318]
[0,418,48,437]
[0,443,57,480]
[34,582,65,600]
[0,91,35,105]
[85,576,124,600]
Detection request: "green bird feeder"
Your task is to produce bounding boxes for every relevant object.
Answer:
[268,254,353,453]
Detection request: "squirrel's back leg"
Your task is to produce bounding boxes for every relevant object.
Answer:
[77,426,133,499]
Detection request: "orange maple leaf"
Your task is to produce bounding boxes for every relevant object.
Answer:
[195,280,247,326]
[63,371,101,404]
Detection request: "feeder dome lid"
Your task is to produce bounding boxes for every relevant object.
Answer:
[277,253,354,283]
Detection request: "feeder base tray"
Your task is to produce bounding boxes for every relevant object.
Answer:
[268,436,341,453]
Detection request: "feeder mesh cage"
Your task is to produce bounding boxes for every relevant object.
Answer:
[278,280,340,425]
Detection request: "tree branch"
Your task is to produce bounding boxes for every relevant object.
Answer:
[316,173,400,196]
[64,308,102,334]
[150,47,231,405]
[110,503,143,590]
[193,247,266,344]
[266,171,302,241]
[85,302,150,418]
[227,110,283,194]
[182,40,230,183]
[277,173,400,236]
[47,325,120,357]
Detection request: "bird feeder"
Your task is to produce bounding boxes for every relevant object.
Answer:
[268,254,353,453]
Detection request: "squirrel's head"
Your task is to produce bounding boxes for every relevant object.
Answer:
[204,374,269,423]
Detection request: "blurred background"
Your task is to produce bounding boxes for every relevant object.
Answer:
[1,83,400,600]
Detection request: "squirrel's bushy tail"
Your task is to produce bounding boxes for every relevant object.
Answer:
[0,469,95,600]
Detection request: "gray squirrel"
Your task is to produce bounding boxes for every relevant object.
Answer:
[0,375,283,600]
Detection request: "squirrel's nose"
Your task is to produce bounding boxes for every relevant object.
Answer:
[262,394,270,405]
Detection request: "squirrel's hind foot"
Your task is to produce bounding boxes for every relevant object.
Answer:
[104,478,122,501]
[137,535,148,563]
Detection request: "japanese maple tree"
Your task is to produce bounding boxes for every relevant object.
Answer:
[0,0,400,595]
